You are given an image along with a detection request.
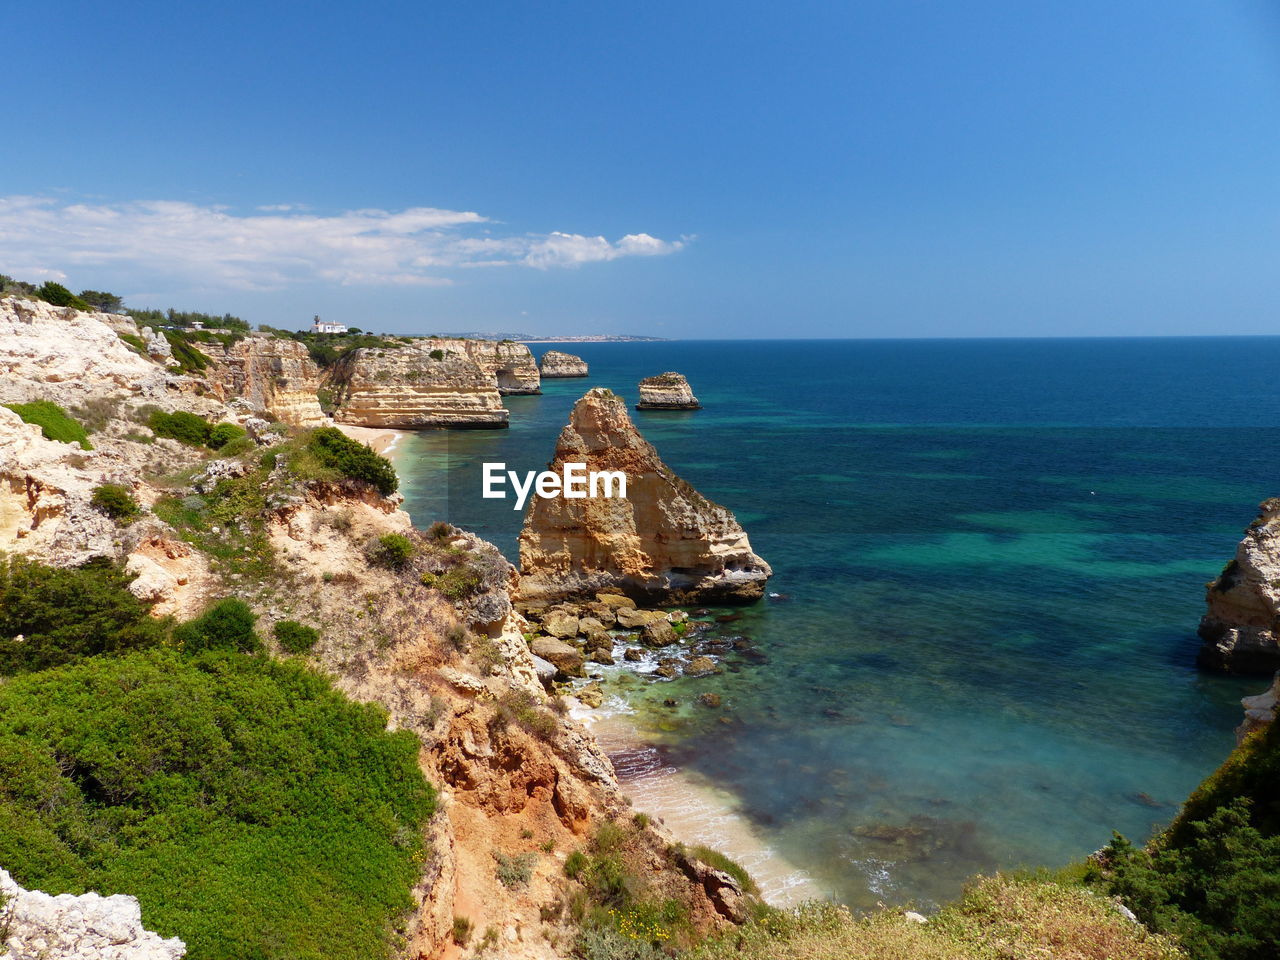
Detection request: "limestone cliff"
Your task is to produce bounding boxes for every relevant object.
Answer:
[1198,498,1280,674]
[205,337,327,427]
[637,371,701,410]
[518,387,771,604]
[452,339,542,394]
[328,344,509,429]
[539,350,589,378]
[0,297,162,403]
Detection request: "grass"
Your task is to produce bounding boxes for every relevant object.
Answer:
[688,875,1186,960]
[689,845,759,896]
[3,400,91,449]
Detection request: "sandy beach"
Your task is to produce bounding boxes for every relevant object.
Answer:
[574,701,827,908]
[334,423,408,458]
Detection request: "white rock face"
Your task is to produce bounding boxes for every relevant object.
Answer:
[0,406,119,566]
[0,868,185,960]
[0,297,158,392]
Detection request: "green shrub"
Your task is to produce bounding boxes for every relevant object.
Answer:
[1093,721,1280,960]
[565,849,588,880]
[274,619,320,654]
[420,563,483,600]
[118,332,147,354]
[3,401,91,449]
[215,433,256,457]
[369,533,415,569]
[90,483,140,523]
[429,349,444,360]
[174,598,261,654]
[492,689,558,741]
[307,427,398,495]
[149,409,213,446]
[451,916,473,946]
[207,422,247,450]
[36,281,89,310]
[494,851,537,889]
[161,330,212,373]
[0,649,435,960]
[0,555,168,675]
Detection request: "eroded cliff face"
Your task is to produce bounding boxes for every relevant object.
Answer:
[636,371,700,410]
[450,339,541,394]
[539,350,588,378]
[328,344,509,429]
[518,387,771,604]
[206,337,327,427]
[1198,498,1280,674]
[0,297,164,403]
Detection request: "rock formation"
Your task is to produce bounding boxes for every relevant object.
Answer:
[1198,498,1280,673]
[637,371,701,410]
[453,339,541,394]
[1237,673,1279,742]
[539,350,588,378]
[0,868,185,959]
[518,387,771,604]
[0,297,160,400]
[328,344,509,429]
[206,336,327,427]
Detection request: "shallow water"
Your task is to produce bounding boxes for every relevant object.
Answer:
[395,338,1278,909]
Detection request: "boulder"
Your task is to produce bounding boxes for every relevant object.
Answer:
[530,637,585,677]
[641,619,678,648]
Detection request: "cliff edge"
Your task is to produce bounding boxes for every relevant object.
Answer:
[1198,497,1280,674]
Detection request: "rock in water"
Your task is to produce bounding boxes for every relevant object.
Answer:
[1199,498,1280,673]
[636,371,700,410]
[539,350,589,378]
[518,387,771,604]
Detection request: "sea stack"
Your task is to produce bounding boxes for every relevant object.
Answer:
[539,350,589,378]
[636,371,700,410]
[518,387,771,604]
[1198,497,1280,674]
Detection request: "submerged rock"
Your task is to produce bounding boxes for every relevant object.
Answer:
[636,371,700,410]
[539,350,588,378]
[518,388,771,605]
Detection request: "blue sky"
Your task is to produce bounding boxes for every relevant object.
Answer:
[4,0,1280,337]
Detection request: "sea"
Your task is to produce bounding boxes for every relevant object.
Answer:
[392,337,1280,910]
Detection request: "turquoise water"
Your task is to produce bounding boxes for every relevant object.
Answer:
[394,338,1279,909]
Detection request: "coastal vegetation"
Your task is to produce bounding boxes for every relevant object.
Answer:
[0,555,168,675]
[1091,721,1280,960]
[687,875,1186,960]
[308,426,400,495]
[3,399,92,449]
[90,482,141,522]
[0,649,435,960]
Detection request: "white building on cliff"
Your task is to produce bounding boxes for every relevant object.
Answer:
[311,316,348,334]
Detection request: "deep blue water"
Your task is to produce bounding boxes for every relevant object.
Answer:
[395,338,1280,908]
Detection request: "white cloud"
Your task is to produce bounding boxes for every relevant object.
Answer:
[0,196,686,290]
